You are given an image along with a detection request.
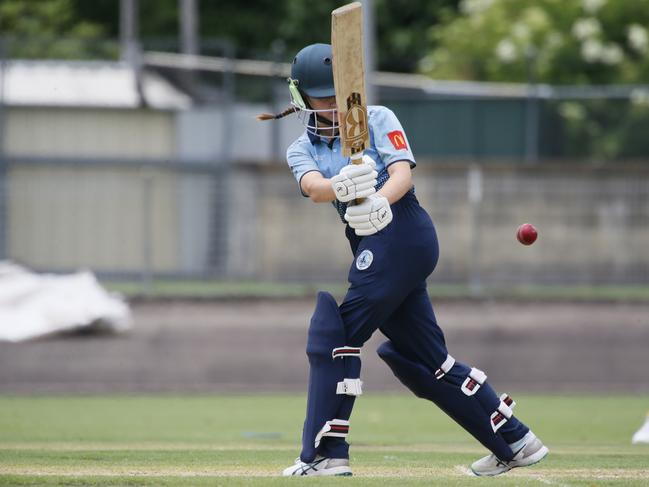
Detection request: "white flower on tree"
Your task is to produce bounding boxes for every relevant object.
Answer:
[581,38,603,62]
[572,18,601,41]
[600,44,623,65]
[627,24,648,54]
[461,0,495,16]
[582,0,607,14]
[496,39,518,63]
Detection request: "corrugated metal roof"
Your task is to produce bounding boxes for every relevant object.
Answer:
[0,60,191,109]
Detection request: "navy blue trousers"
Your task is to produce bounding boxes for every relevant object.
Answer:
[316,191,527,459]
[342,191,443,360]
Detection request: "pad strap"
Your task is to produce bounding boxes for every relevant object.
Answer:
[461,367,487,396]
[336,378,363,396]
[500,393,516,410]
[314,419,350,448]
[434,354,456,379]
[332,346,361,359]
[490,399,514,432]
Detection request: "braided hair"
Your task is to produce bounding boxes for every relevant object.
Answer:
[256,106,298,121]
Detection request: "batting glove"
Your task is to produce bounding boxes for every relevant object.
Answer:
[344,193,393,236]
[330,155,378,203]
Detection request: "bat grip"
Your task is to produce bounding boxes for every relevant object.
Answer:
[351,152,364,204]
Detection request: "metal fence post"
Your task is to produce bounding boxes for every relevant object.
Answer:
[524,47,539,163]
[271,39,286,162]
[141,168,154,295]
[205,41,235,276]
[468,164,483,295]
[0,38,7,261]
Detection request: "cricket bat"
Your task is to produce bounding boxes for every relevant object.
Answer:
[331,2,370,163]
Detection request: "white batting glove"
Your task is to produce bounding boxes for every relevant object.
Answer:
[330,155,378,203]
[344,193,393,236]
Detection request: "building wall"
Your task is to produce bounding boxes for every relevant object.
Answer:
[4,104,648,284]
[8,165,180,273]
[245,163,649,285]
[5,107,175,159]
[6,161,649,284]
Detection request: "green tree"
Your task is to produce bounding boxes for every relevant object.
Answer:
[2,0,460,72]
[276,0,460,71]
[422,0,649,84]
[420,0,649,161]
[0,0,113,59]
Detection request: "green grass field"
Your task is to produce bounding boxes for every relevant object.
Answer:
[103,279,649,302]
[1,394,648,486]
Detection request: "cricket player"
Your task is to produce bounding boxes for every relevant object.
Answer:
[259,43,549,477]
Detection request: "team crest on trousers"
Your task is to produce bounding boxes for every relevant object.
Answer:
[356,250,373,270]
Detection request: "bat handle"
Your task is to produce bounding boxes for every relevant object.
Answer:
[350,152,363,165]
[350,152,364,204]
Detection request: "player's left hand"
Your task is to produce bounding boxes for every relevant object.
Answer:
[344,193,393,236]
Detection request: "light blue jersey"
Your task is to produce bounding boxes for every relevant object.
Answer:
[286,105,416,197]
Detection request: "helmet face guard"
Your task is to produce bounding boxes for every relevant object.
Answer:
[288,44,339,138]
[288,78,339,138]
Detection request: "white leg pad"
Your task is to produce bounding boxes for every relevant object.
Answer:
[314,419,350,448]
[461,367,487,396]
[434,354,456,379]
[490,400,514,432]
[336,378,363,396]
[500,393,516,410]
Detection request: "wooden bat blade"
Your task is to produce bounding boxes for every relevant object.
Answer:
[332,1,370,159]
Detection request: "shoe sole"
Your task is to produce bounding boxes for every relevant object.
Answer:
[514,445,549,468]
[317,467,353,476]
[283,467,352,477]
[471,447,549,477]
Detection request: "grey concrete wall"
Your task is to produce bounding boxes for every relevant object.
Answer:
[6,107,175,159]
[6,159,649,284]
[175,104,304,163]
[230,162,649,285]
[8,165,181,273]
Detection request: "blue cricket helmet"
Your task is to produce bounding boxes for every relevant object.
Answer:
[290,43,335,98]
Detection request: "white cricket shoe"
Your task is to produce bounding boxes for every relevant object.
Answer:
[632,416,649,444]
[470,430,549,477]
[282,456,352,476]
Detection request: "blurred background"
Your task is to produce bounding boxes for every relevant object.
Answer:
[0,0,648,395]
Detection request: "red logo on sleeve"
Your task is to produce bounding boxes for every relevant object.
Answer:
[388,130,408,150]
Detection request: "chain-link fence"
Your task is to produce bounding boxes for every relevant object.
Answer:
[1,40,649,290]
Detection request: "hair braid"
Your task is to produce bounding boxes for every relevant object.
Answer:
[256,106,298,121]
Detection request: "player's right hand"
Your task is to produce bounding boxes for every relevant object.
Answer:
[330,155,378,203]
[344,193,393,236]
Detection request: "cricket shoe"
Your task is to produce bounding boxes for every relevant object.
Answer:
[470,430,549,476]
[632,416,649,444]
[282,456,352,476]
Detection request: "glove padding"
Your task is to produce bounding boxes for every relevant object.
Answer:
[330,155,378,203]
[345,193,393,236]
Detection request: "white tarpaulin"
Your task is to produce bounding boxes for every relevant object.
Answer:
[0,261,132,342]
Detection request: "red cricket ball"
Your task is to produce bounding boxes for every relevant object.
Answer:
[516,223,538,245]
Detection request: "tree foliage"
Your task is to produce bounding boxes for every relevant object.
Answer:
[0,0,459,72]
[0,0,113,58]
[276,0,459,72]
[423,0,649,84]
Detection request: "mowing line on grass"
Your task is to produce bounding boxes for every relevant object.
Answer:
[2,465,649,480]
[455,464,572,486]
[526,474,571,487]
[453,465,474,476]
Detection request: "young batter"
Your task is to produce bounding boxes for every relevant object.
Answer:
[260,43,549,477]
